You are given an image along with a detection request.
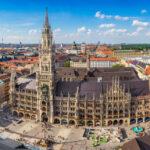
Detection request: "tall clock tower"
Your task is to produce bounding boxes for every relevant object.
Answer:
[37,8,55,123]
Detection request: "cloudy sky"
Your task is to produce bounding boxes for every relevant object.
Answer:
[0,0,150,44]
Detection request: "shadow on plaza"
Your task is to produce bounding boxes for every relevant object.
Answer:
[0,107,16,128]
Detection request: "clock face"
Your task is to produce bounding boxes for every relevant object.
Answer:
[43,57,47,61]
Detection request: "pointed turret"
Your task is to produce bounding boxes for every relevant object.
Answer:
[44,8,50,28]
[42,8,52,50]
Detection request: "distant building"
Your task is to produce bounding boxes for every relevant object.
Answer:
[70,56,118,68]
[114,50,150,59]
[95,45,114,57]
[81,43,86,54]
[90,57,118,68]
[70,60,87,68]
[0,73,11,107]
[66,41,81,54]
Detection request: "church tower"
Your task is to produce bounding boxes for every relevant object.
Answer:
[37,8,55,123]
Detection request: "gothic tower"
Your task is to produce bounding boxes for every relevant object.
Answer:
[37,8,55,123]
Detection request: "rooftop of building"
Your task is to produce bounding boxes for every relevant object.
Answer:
[122,134,150,150]
[55,76,149,98]
[145,66,150,75]
[90,57,118,62]
[56,67,140,80]
[15,73,36,91]
[128,60,147,69]
[96,45,113,55]
[15,67,150,98]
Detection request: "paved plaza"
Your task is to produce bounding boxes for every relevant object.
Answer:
[0,111,150,150]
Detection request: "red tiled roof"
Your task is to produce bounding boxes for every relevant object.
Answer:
[145,66,150,75]
[96,45,113,55]
[99,50,113,55]
[90,57,118,62]
[8,59,38,64]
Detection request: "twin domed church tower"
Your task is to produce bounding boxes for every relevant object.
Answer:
[37,9,55,123]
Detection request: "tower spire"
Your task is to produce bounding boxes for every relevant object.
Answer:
[45,7,49,27]
[42,7,52,50]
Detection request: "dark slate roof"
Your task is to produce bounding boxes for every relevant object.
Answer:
[56,67,140,81]
[27,73,36,79]
[129,80,149,97]
[56,67,87,79]
[79,80,103,99]
[55,67,148,98]
[86,67,139,81]
[55,81,80,97]
[55,79,149,98]
[16,67,149,98]
[137,134,150,150]
[122,134,150,150]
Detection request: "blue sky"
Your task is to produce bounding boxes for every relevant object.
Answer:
[0,0,150,44]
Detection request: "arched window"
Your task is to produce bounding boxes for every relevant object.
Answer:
[45,66,48,71]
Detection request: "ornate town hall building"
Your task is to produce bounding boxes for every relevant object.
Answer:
[10,10,150,127]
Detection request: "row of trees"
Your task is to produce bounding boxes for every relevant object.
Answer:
[121,44,150,50]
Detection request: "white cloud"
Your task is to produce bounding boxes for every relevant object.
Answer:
[110,28,127,33]
[7,35,21,40]
[20,22,34,27]
[102,28,127,36]
[114,15,129,21]
[136,27,144,32]
[77,26,92,35]
[132,20,149,27]
[146,32,150,36]
[127,32,138,37]
[95,11,112,19]
[99,23,115,28]
[28,29,38,35]
[87,29,92,35]
[141,9,147,14]
[77,26,86,33]
[95,11,131,21]
[116,29,127,33]
[54,28,61,33]
[127,27,144,37]
[0,27,11,33]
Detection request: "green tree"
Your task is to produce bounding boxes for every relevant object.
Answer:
[112,64,125,68]
[64,61,70,67]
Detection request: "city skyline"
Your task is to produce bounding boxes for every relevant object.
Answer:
[0,0,150,44]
